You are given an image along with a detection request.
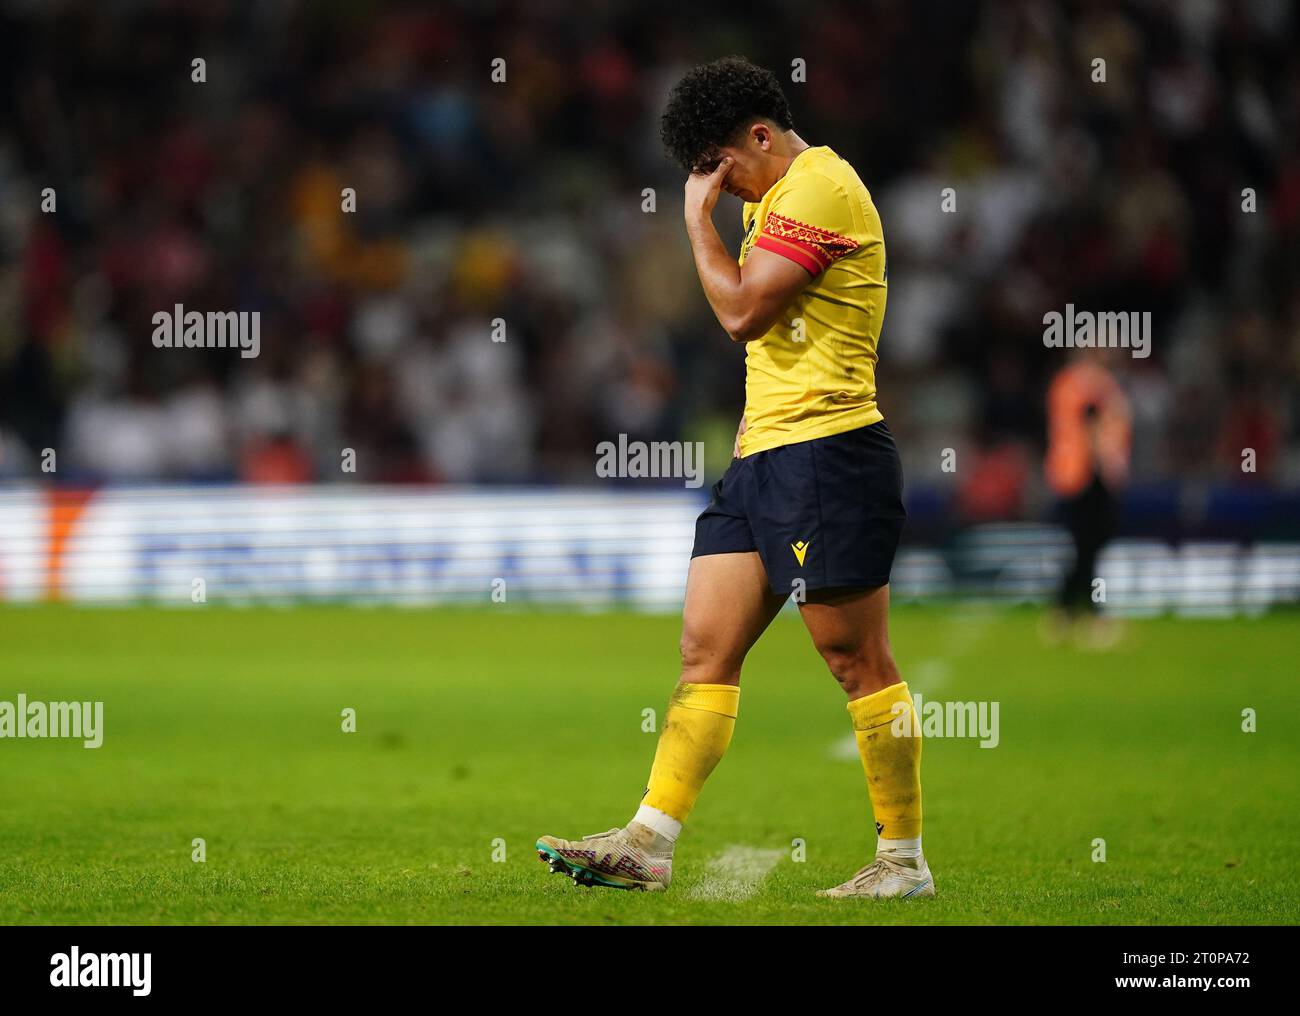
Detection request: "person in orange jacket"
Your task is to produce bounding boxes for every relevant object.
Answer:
[1045,349,1132,643]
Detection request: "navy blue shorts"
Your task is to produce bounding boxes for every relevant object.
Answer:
[691,421,906,595]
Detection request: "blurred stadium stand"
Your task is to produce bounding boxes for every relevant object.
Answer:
[0,1,1297,608]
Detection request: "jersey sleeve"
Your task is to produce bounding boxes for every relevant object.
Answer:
[754,173,859,275]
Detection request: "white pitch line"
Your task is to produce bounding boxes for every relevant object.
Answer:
[829,732,861,761]
[912,658,953,691]
[688,845,783,901]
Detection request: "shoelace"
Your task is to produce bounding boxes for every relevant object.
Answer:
[848,860,885,885]
[581,828,623,841]
[850,856,916,888]
[848,854,922,887]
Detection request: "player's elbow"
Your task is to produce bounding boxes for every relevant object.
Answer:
[722,311,769,343]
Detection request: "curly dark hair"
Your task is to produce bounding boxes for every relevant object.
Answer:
[660,56,795,172]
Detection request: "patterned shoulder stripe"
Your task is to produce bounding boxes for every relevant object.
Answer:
[760,212,859,271]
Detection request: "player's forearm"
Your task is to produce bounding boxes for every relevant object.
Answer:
[684,213,753,342]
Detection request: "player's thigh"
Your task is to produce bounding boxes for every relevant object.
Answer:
[797,583,897,683]
[679,552,787,684]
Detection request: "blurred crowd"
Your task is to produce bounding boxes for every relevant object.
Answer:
[1,0,1298,518]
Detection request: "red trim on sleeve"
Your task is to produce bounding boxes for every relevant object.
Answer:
[754,233,824,275]
[756,212,858,275]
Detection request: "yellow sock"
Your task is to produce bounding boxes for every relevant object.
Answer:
[642,682,739,823]
[847,680,922,841]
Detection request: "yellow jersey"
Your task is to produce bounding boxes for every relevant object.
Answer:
[737,145,887,456]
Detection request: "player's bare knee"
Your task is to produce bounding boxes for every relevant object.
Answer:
[678,628,707,670]
[679,629,741,683]
[818,641,898,697]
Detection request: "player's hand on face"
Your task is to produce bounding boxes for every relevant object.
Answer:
[684,156,733,220]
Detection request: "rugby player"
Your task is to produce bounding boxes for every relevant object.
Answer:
[538,57,932,900]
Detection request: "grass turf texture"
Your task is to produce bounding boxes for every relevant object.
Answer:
[1,604,1296,925]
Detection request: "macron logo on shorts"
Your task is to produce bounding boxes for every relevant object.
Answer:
[791,540,811,566]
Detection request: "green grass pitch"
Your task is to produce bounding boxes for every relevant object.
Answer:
[1,604,1296,925]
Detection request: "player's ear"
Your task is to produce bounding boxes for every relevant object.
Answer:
[750,122,770,150]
